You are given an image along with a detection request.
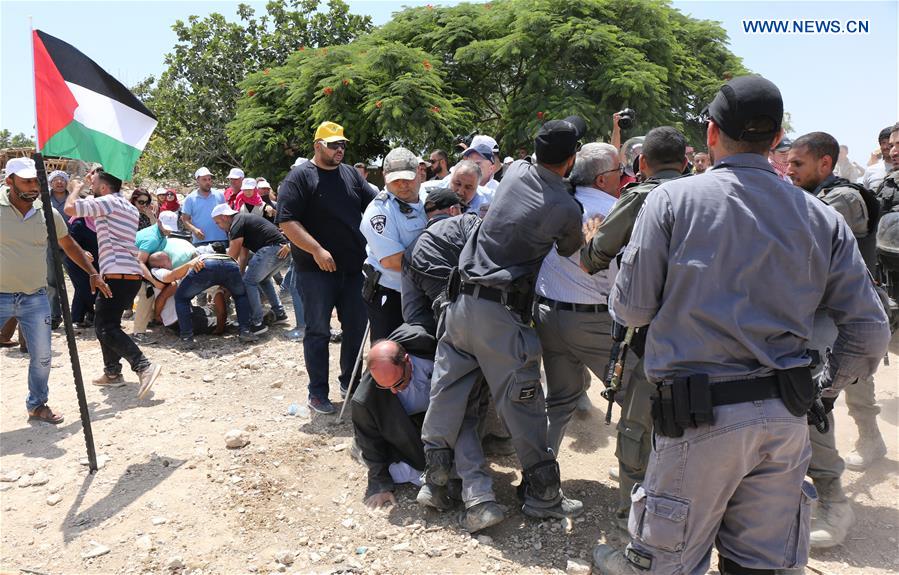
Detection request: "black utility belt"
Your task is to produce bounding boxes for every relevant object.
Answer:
[537,295,608,314]
[652,367,813,438]
[460,282,509,304]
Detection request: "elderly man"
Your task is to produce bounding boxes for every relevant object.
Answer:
[46,169,71,328]
[360,147,427,342]
[225,167,244,207]
[448,160,490,216]
[534,142,622,456]
[181,167,227,246]
[212,203,290,332]
[1,158,109,423]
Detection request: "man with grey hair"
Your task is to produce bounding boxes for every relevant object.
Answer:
[534,142,622,462]
[580,126,688,532]
[449,160,490,216]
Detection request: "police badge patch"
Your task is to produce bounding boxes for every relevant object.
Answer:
[370,215,387,234]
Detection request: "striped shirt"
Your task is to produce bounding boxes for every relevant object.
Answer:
[74,193,142,275]
[535,185,617,304]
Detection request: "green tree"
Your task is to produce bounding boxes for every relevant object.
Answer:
[135,0,371,182]
[230,0,747,178]
[0,129,36,149]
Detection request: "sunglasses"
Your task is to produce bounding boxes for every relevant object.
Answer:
[325,141,347,150]
[136,200,150,206]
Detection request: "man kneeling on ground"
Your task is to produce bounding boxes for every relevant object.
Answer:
[148,252,227,337]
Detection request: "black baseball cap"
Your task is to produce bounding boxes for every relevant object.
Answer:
[535,115,586,164]
[424,187,462,213]
[704,75,783,142]
[774,137,792,152]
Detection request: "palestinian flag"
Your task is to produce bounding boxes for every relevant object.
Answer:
[32,30,157,181]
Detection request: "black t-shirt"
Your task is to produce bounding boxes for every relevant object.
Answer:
[229,213,285,253]
[276,162,376,272]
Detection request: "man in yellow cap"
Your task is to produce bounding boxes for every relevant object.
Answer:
[277,121,377,414]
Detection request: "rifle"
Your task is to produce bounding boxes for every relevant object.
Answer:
[603,323,635,425]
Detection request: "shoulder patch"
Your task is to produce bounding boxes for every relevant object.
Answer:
[375,191,389,202]
[370,214,387,234]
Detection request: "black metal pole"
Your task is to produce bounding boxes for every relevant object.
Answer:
[33,153,98,472]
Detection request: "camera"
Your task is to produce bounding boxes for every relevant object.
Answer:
[617,108,636,130]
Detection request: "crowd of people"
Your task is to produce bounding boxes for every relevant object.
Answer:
[2,73,898,575]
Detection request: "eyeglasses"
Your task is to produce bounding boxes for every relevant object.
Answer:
[378,360,408,392]
[136,200,150,206]
[166,193,175,198]
[325,141,346,151]
[599,165,625,177]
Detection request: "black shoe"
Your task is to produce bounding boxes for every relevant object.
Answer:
[306,396,336,415]
[416,484,456,511]
[51,318,62,330]
[340,384,350,399]
[179,336,196,350]
[238,330,259,343]
[250,323,269,335]
[329,329,342,343]
[460,501,505,532]
[522,493,584,519]
[272,311,290,326]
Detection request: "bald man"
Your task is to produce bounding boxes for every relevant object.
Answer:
[351,325,500,531]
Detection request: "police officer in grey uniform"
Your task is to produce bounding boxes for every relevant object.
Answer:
[421,117,587,530]
[592,76,891,575]
[785,131,887,548]
[360,148,428,341]
[579,127,688,530]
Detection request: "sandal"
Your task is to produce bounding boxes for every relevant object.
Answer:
[28,405,64,424]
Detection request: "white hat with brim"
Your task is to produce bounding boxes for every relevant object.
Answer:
[211,203,239,218]
[194,167,213,179]
[157,210,179,232]
[240,177,257,190]
[256,180,272,189]
[6,157,38,179]
[227,168,245,180]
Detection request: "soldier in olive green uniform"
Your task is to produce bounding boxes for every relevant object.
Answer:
[579,126,688,529]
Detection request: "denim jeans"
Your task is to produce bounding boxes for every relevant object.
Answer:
[243,244,286,325]
[284,261,306,331]
[63,255,96,322]
[0,290,52,411]
[175,258,251,338]
[95,279,151,376]
[298,269,366,401]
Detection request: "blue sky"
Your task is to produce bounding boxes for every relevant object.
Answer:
[2,0,896,163]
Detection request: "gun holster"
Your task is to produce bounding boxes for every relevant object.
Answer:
[446,267,462,303]
[651,375,713,438]
[775,366,815,417]
[361,263,383,304]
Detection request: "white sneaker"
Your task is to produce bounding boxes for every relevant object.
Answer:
[138,363,162,399]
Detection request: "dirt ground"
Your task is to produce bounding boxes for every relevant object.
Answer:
[1,292,897,575]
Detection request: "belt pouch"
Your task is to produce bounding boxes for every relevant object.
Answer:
[688,374,713,425]
[775,366,815,417]
[672,377,692,429]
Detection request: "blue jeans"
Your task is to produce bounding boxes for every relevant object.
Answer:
[0,290,52,411]
[175,258,251,338]
[243,244,286,325]
[286,261,306,331]
[298,269,366,401]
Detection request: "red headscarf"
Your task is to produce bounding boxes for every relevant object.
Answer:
[160,189,181,212]
[233,187,263,212]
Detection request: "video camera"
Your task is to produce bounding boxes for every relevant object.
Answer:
[617,108,636,130]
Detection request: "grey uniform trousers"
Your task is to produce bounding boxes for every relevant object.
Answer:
[628,398,814,574]
[615,356,654,515]
[806,310,881,481]
[534,305,623,453]
[422,294,557,507]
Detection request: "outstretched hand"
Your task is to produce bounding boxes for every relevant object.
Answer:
[364,491,396,509]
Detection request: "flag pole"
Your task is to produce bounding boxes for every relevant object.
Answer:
[30,18,99,473]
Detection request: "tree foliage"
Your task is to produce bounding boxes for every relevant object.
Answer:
[0,130,35,149]
[134,0,371,183]
[230,0,746,180]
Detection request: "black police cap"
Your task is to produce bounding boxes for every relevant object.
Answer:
[535,115,586,164]
[704,75,783,142]
[424,186,462,212]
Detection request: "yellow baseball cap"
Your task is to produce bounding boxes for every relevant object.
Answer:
[313,121,350,143]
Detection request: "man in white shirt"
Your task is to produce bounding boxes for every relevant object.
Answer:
[461,135,500,197]
[862,126,893,191]
[534,142,620,456]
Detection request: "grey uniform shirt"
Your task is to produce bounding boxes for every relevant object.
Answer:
[459,160,583,292]
[609,153,890,394]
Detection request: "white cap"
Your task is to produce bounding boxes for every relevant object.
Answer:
[154,187,168,196]
[469,135,499,153]
[157,210,179,232]
[211,203,238,218]
[227,168,245,180]
[194,166,212,179]
[503,156,513,164]
[256,180,271,189]
[292,157,308,168]
[240,177,257,190]
[6,157,38,179]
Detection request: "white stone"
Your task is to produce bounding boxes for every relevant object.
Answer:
[476,535,493,545]
[341,518,355,529]
[152,516,168,525]
[273,550,294,566]
[46,493,62,506]
[566,558,592,575]
[81,542,111,559]
[224,429,250,449]
[136,535,153,551]
[331,443,348,452]
[391,542,412,552]
[0,470,20,482]
[202,375,215,383]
